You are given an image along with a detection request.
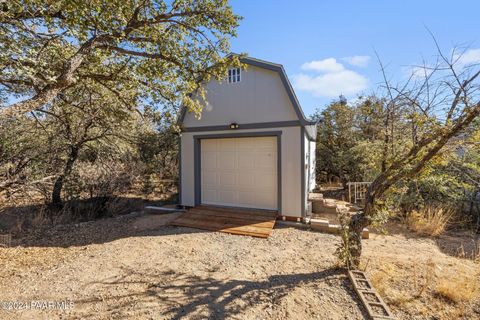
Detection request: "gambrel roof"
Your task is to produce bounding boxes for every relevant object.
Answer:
[177,54,317,138]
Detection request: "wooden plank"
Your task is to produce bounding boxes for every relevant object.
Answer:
[172,217,274,232]
[187,209,276,224]
[195,205,277,218]
[172,215,274,233]
[169,206,277,238]
[172,220,271,238]
[174,213,275,229]
[189,208,276,221]
[171,219,272,238]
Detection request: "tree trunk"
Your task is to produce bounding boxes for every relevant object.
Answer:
[347,188,375,268]
[51,146,79,206]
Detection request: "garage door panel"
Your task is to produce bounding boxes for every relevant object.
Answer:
[236,138,253,150]
[254,173,276,188]
[256,137,277,150]
[218,138,236,150]
[238,173,255,188]
[202,189,217,203]
[238,153,255,169]
[202,171,217,186]
[218,172,235,186]
[201,136,277,210]
[217,152,236,170]
[237,137,274,151]
[238,191,256,207]
[202,152,217,169]
[217,190,236,204]
[202,139,218,151]
[254,153,276,168]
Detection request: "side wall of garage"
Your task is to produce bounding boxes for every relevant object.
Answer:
[180,126,303,217]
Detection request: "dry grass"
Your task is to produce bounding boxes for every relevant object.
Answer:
[369,260,436,308]
[404,205,454,237]
[364,221,480,319]
[456,239,480,262]
[436,273,480,303]
[473,240,480,262]
[368,260,480,320]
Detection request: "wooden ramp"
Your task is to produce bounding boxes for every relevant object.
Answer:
[170,206,277,238]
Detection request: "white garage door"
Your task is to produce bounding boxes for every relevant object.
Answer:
[201,136,278,210]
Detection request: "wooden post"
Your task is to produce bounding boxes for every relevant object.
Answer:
[354,183,357,203]
[348,182,351,203]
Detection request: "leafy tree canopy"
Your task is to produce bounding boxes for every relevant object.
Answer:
[0,0,242,120]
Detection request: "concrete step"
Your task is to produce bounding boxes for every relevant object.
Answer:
[310,218,329,232]
[312,200,337,214]
[308,192,324,201]
[311,196,362,214]
[310,218,369,239]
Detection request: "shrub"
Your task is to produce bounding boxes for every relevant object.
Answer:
[404,205,454,237]
[335,208,358,269]
[64,161,136,200]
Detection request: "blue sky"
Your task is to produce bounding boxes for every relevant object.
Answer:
[229,0,480,118]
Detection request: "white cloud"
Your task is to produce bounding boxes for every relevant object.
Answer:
[301,58,345,73]
[294,57,369,98]
[342,55,371,67]
[453,48,480,67]
[293,70,368,98]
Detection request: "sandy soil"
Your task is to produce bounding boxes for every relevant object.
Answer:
[0,213,478,320]
[0,213,366,320]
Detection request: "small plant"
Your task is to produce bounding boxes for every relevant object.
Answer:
[404,205,454,237]
[369,263,395,297]
[412,260,435,298]
[142,174,155,195]
[468,238,480,262]
[456,239,480,261]
[335,208,357,269]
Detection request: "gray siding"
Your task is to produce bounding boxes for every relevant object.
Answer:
[183,65,298,127]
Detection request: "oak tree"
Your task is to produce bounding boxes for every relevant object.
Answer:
[0,0,241,119]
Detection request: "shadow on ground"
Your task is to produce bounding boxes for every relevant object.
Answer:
[13,211,212,248]
[0,195,177,231]
[0,195,190,246]
[75,267,368,319]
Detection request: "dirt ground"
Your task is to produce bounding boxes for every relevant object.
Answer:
[0,212,479,320]
[0,212,367,320]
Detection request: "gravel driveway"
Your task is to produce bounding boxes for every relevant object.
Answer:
[0,212,367,320]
